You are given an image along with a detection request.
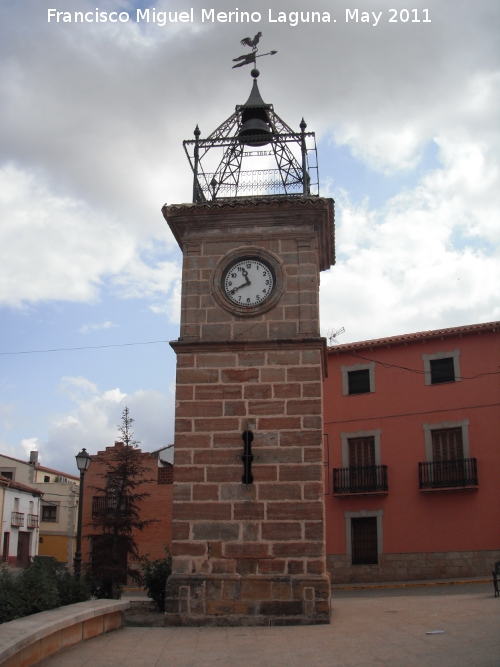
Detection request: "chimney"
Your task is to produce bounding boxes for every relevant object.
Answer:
[29,451,39,465]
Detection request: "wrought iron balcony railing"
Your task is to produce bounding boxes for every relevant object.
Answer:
[333,465,388,495]
[419,458,478,491]
[27,514,39,529]
[92,495,130,518]
[11,511,24,527]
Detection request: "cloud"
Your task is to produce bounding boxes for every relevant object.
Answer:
[320,130,500,342]
[0,0,498,330]
[0,164,181,309]
[79,321,117,334]
[149,278,182,323]
[29,377,175,474]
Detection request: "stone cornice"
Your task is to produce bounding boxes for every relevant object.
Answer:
[163,197,335,272]
[170,337,329,378]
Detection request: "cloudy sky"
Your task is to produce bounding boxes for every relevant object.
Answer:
[1,0,498,474]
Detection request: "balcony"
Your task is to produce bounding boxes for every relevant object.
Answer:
[11,512,24,527]
[333,465,388,496]
[27,514,39,529]
[92,495,129,518]
[419,458,478,491]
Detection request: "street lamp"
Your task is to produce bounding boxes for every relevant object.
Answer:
[74,448,91,580]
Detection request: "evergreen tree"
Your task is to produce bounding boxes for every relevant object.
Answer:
[90,407,154,598]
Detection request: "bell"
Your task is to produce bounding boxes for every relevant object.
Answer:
[238,118,272,146]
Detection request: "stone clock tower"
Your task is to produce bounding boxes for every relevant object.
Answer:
[163,58,335,625]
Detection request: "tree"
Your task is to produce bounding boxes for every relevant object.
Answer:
[90,407,155,598]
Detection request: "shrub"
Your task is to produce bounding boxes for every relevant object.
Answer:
[140,550,172,611]
[0,567,27,623]
[17,560,60,615]
[56,570,91,606]
[0,559,91,624]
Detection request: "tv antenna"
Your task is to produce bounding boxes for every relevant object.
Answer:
[327,327,345,345]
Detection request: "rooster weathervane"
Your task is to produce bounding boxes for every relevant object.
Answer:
[232,32,277,71]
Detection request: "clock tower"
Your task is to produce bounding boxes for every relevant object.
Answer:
[163,52,335,625]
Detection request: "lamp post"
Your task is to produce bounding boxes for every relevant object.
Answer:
[74,448,91,580]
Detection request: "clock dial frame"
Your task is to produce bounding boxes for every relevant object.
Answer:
[222,258,275,308]
[211,246,285,317]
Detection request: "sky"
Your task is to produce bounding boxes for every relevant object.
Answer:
[0,0,499,475]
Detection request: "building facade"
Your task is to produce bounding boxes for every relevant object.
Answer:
[0,452,79,568]
[1,474,42,567]
[81,442,173,579]
[323,321,500,582]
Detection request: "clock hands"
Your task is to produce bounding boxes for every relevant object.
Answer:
[229,268,251,295]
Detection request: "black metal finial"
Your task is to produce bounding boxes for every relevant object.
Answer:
[232,33,277,72]
[194,124,201,138]
[300,118,307,132]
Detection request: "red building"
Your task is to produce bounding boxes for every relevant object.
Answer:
[81,442,173,580]
[323,321,500,582]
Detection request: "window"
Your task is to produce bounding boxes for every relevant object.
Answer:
[341,430,381,467]
[44,476,50,483]
[351,517,378,565]
[348,370,370,394]
[422,350,461,386]
[348,436,375,467]
[341,362,375,396]
[41,505,58,522]
[420,420,477,490]
[423,420,470,460]
[432,427,463,461]
[0,471,13,480]
[344,510,383,565]
[429,357,455,384]
[334,432,388,495]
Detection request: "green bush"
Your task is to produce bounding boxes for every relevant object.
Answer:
[0,559,91,625]
[0,567,28,623]
[57,570,91,606]
[140,550,172,611]
[17,560,60,615]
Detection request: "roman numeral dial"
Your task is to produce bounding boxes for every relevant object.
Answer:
[223,258,275,307]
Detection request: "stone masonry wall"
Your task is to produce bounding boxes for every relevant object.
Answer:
[171,343,327,580]
[180,235,320,343]
[327,550,500,584]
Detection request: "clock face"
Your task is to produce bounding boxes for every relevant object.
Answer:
[223,258,275,307]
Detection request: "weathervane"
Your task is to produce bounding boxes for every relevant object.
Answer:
[232,32,277,73]
[182,36,319,202]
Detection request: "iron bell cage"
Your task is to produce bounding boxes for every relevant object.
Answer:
[183,75,319,203]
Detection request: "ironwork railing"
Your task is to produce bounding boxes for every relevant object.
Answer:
[198,168,317,200]
[92,495,129,518]
[11,512,24,527]
[27,514,39,529]
[419,458,478,490]
[333,466,388,495]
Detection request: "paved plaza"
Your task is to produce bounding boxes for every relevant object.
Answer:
[38,583,499,667]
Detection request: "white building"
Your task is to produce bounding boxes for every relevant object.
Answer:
[0,474,42,567]
[0,452,79,568]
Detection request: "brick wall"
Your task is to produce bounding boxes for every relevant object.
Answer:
[158,465,173,485]
[171,344,326,579]
[179,236,320,342]
[82,445,173,570]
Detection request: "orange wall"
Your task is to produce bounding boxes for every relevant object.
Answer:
[81,446,173,566]
[323,328,500,555]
